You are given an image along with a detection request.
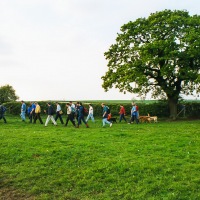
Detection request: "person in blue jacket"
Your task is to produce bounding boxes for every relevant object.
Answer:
[20,100,26,122]
[0,103,7,123]
[76,102,89,128]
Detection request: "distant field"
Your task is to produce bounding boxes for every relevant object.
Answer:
[0,115,200,199]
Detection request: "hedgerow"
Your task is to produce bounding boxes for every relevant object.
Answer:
[2,101,200,119]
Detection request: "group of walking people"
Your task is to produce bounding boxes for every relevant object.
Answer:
[1,101,139,127]
[20,101,94,128]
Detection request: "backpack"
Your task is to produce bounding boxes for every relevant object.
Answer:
[71,106,76,113]
[106,106,110,114]
[83,107,88,116]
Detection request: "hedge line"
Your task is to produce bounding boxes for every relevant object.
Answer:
[2,101,200,119]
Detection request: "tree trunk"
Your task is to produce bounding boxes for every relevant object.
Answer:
[168,97,178,120]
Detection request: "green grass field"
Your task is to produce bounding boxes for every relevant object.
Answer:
[0,115,200,200]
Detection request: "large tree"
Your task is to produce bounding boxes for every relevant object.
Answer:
[102,10,200,119]
[0,84,19,103]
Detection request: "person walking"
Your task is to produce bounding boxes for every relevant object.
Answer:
[20,100,26,122]
[54,102,64,124]
[101,103,112,127]
[33,102,43,124]
[0,103,7,123]
[29,102,36,123]
[45,102,57,127]
[65,103,76,127]
[129,103,139,124]
[119,104,127,122]
[86,104,95,123]
[77,102,89,128]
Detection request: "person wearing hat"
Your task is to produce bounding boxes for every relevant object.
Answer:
[44,102,57,126]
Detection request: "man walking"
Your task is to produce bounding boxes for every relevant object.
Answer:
[55,102,64,124]
[119,104,127,122]
[29,102,36,123]
[45,102,57,127]
[86,104,95,123]
[20,100,26,122]
[0,103,7,123]
[65,103,76,127]
[77,102,89,128]
[101,103,112,127]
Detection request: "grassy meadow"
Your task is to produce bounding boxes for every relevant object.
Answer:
[0,115,200,199]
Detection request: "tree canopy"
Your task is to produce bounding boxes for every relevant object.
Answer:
[102,10,200,118]
[0,84,19,103]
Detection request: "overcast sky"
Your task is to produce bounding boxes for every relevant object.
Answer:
[0,0,199,101]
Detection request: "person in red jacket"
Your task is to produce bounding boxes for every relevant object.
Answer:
[119,104,127,122]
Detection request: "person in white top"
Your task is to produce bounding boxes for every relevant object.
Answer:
[65,103,76,127]
[54,102,64,124]
[86,104,95,122]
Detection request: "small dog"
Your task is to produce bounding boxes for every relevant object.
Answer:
[139,116,150,123]
[108,117,117,123]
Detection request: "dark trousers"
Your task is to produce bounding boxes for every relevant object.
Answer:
[30,112,35,123]
[55,112,64,124]
[65,114,76,127]
[130,115,139,124]
[0,114,7,123]
[78,115,87,126]
[119,114,127,122]
[34,113,43,124]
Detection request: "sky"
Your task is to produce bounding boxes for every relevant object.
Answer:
[0,0,199,101]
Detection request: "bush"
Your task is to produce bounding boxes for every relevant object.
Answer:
[2,101,200,119]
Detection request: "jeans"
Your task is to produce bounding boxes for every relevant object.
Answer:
[86,113,95,122]
[78,115,87,126]
[102,118,111,126]
[21,111,26,121]
[119,114,127,122]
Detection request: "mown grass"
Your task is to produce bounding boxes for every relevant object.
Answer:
[0,115,200,199]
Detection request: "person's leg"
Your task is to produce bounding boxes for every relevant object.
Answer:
[86,114,90,122]
[102,118,106,127]
[105,118,112,127]
[105,119,111,125]
[1,114,6,123]
[122,114,127,122]
[50,116,57,125]
[59,114,64,124]
[45,115,51,126]
[134,115,139,124]
[69,115,76,127]
[81,116,89,127]
[54,112,59,121]
[119,114,123,122]
[29,114,32,122]
[38,113,43,124]
[91,114,95,122]
[33,114,38,123]
[65,115,70,126]
[21,111,26,121]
